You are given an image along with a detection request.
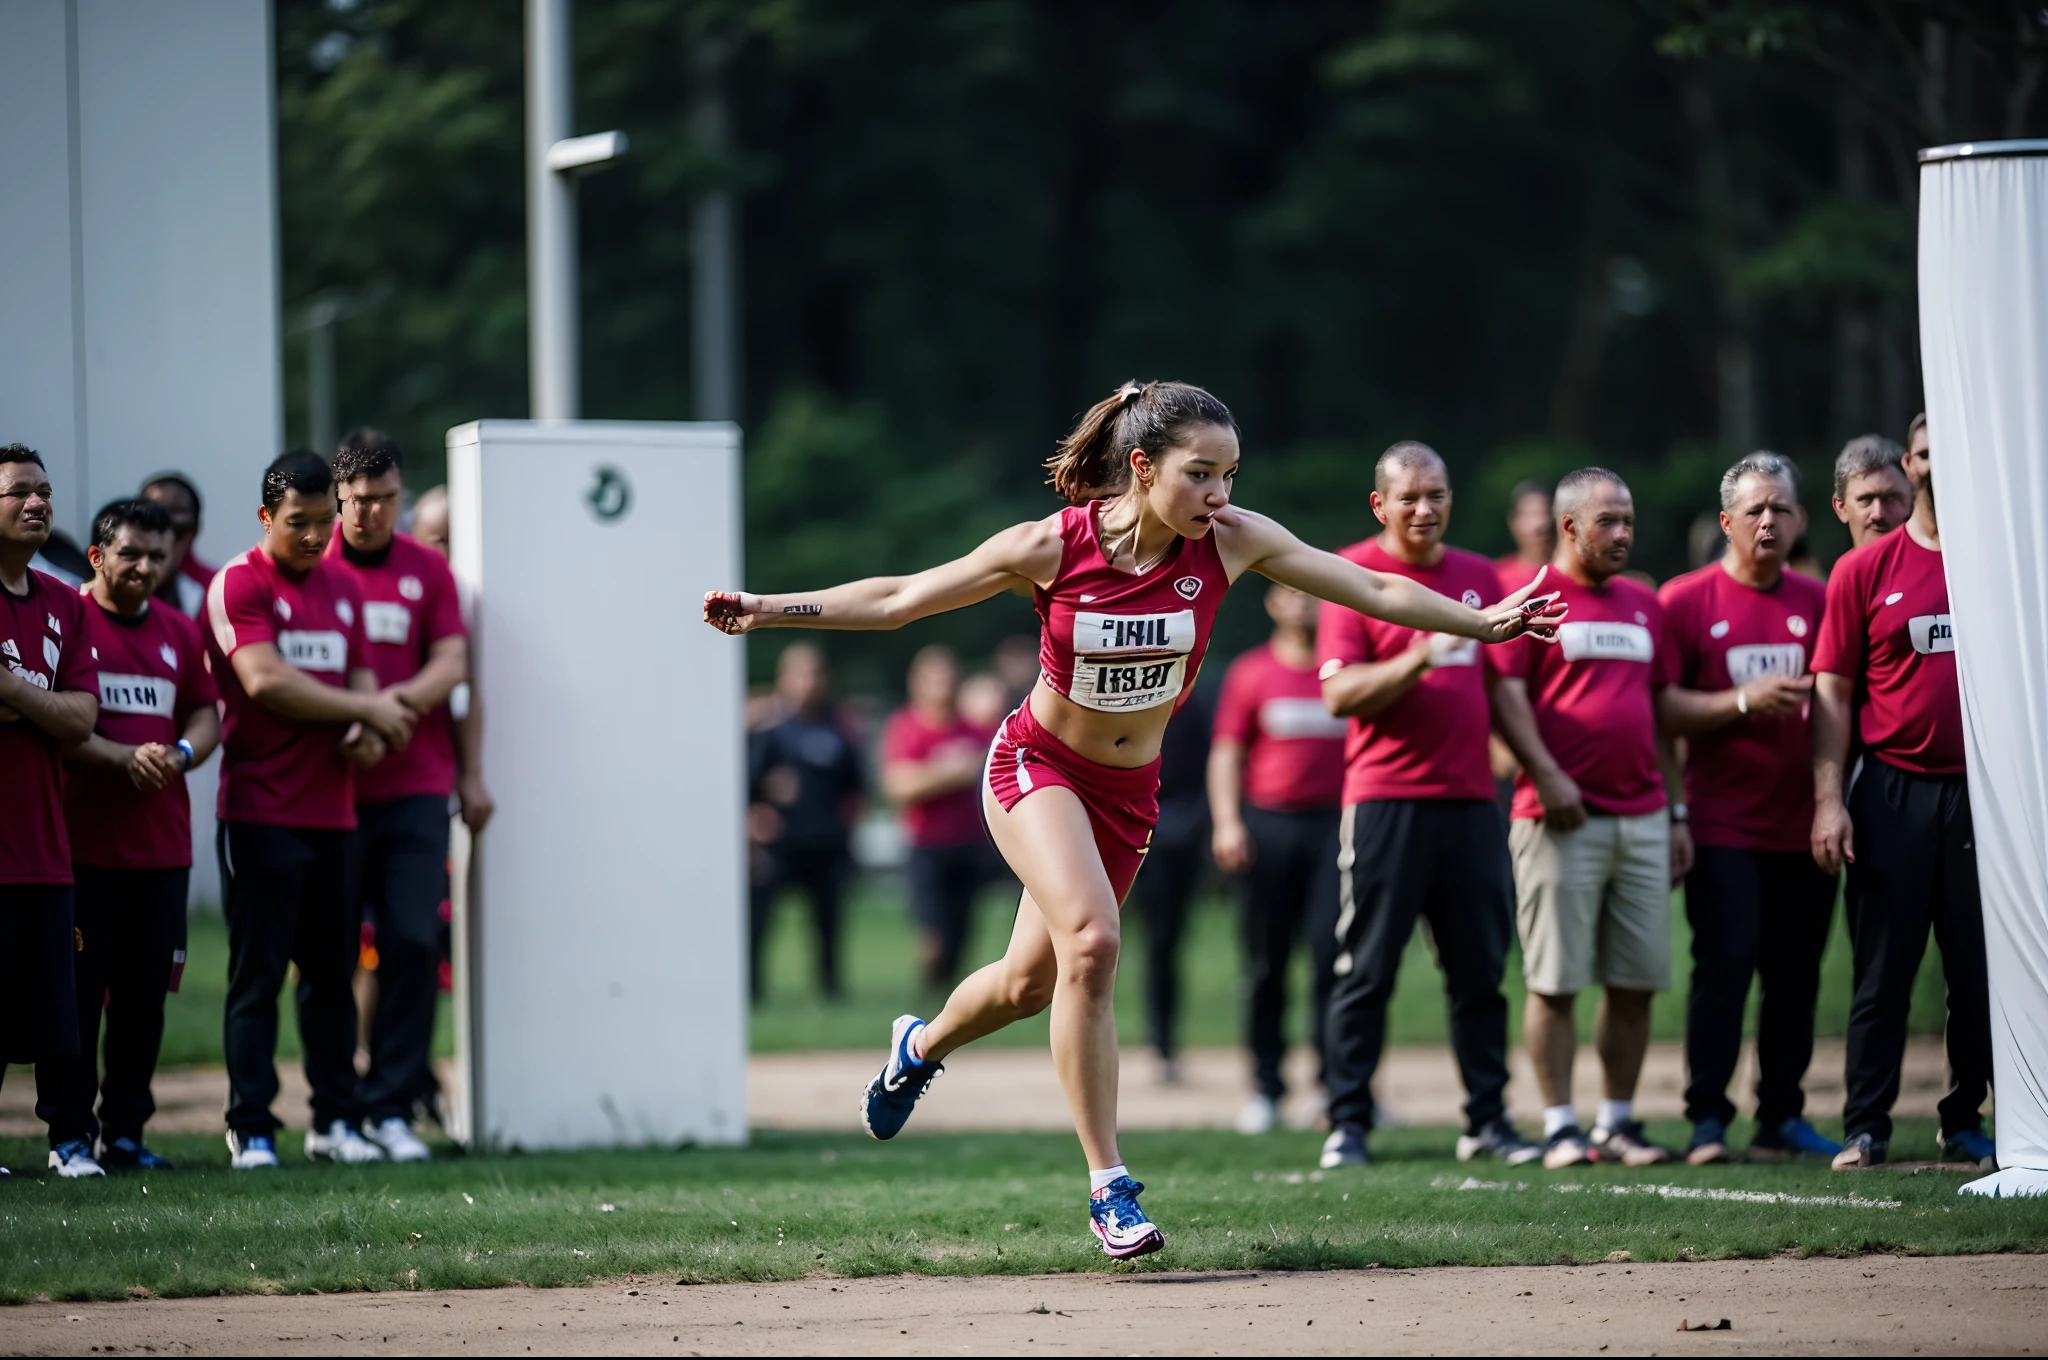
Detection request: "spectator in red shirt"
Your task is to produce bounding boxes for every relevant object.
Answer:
[140,473,215,619]
[1495,478,1555,596]
[1492,467,1689,1170]
[1812,413,1992,1172]
[0,445,99,1179]
[1655,455,1839,1166]
[1208,583,1346,1135]
[1313,443,1540,1169]
[40,499,221,1176]
[1829,435,1913,551]
[883,645,996,990]
[205,450,418,1172]
[326,431,474,1164]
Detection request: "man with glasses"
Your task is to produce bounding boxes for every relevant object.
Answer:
[325,429,470,1162]
[1812,413,1993,1171]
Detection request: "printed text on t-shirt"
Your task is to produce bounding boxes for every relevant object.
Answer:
[1557,620,1654,664]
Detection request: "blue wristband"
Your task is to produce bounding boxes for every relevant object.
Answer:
[176,739,195,771]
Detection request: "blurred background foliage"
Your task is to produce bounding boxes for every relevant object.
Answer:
[277,0,2046,693]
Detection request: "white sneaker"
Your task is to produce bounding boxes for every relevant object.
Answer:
[305,1119,387,1165]
[363,1116,432,1163]
[226,1131,280,1170]
[48,1141,106,1178]
[1235,1095,1279,1135]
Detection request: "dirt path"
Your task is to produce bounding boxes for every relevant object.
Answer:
[1,1254,2038,1355]
[0,1038,1954,1139]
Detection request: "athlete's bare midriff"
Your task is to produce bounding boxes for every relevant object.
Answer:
[1028,679,1175,768]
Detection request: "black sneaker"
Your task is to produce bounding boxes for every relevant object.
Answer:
[1831,1131,1887,1170]
[1319,1121,1370,1169]
[1457,1118,1541,1166]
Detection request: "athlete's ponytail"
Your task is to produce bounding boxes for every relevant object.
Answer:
[1045,380,1236,504]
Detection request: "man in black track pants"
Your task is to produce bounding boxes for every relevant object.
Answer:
[1208,583,1346,1133]
[1812,413,1994,1172]
[1314,443,1540,1170]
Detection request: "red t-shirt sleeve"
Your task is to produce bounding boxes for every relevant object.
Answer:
[341,580,370,673]
[177,617,219,717]
[1811,554,1866,677]
[209,562,275,656]
[1213,653,1260,744]
[1649,599,1680,689]
[54,592,96,694]
[422,554,468,644]
[1317,599,1375,669]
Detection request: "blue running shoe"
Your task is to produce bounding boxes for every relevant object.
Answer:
[98,1137,173,1172]
[861,1014,942,1141]
[1939,1127,1997,1170]
[1748,1117,1844,1161]
[1089,1176,1165,1260]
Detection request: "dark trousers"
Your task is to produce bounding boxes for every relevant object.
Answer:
[907,842,987,988]
[354,795,450,1125]
[36,866,187,1148]
[0,883,79,1119]
[219,822,361,1137]
[1326,799,1514,1135]
[1239,805,1340,1099]
[750,841,849,1001]
[1131,830,1207,1062]
[1681,846,1835,1130]
[1842,759,1991,1143]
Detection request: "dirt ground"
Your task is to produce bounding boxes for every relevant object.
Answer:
[0,1038,1953,1139]
[1,1254,2040,1355]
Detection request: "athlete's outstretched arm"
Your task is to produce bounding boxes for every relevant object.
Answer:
[704,517,1064,634]
[1217,508,1564,643]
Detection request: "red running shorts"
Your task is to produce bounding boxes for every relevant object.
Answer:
[984,701,1161,903]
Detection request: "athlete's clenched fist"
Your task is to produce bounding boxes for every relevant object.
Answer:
[702,590,762,634]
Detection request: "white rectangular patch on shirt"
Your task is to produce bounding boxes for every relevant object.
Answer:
[1259,696,1348,740]
[1067,609,1196,712]
[278,629,348,674]
[364,601,412,646]
[1557,620,1654,664]
[98,671,175,717]
[1725,643,1806,685]
[1909,613,1954,655]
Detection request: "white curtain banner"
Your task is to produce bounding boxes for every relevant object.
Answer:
[1919,143,2048,1198]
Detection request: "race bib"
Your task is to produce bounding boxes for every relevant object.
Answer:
[1909,614,1954,656]
[364,601,412,646]
[278,629,348,674]
[98,671,175,718]
[1725,643,1805,685]
[1557,620,1654,664]
[1068,609,1196,712]
[1259,696,1348,741]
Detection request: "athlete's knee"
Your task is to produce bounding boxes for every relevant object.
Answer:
[1003,965,1056,1016]
[1058,915,1121,993]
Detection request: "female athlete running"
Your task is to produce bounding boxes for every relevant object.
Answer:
[704,381,1563,1259]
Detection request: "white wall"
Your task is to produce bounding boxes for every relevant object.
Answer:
[447,420,748,1150]
[0,0,280,907]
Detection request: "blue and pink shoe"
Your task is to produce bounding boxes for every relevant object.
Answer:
[1089,1175,1166,1259]
[861,1014,943,1141]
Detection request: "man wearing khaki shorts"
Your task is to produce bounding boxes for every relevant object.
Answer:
[1489,468,1690,1169]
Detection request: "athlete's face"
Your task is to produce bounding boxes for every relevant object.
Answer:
[1138,424,1238,537]
[142,480,199,575]
[1902,426,1933,509]
[0,459,54,557]
[90,525,172,614]
[1720,472,1802,573]
[260,487,338,573]
[1833,465,1911,548]
[1560,482,1634,582]
[1371,462,1451,555]
[340,468,404,554]
[413,490,450,557]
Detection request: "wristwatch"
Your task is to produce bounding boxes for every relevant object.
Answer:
[176,739,196,771]
[1669,801,1690,824]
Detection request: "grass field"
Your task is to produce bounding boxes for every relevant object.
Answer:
[1,1120,2041,1304]
[128,876,1950,1070]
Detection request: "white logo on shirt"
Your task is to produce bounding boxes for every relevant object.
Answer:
[1174,576,1202,601]
[1884,592,1905,606]
[1078,595,1097,604]
[363,601,412,646]
[1,640,16,663]
[160,642,179,669]
[46,612,61,636]
[1909,614,1955,655]
[335,598,354,628]
[1557,620,1654,664]
[1709,620,1730,639]
[1634,610,1649,625]
[275,597,293,622]
[1726,644,1805,685]
[1259,696,1348,741]
[1318,658,1345,681]
[1787,615,1808,638]
[398,575,425,602]
[43,636,61,671]
[1461,588,1482,607]
[278,629,348,673]
[1069,609,1196,712]
[99,672,175,718]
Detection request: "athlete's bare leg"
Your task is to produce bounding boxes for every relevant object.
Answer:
[920,783,1123,1171]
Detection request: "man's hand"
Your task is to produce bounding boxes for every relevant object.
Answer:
[458,772,496,833]
[341,721,388,768]
[1670,820,1695,883]
[128,742,182,791]
[1737,672,1814,719]
[1812,795,1854,874]
[359,691,418,751]
[1212,817,1254,874]
[1536,767,1588,831]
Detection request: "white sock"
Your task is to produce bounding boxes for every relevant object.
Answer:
[906,1022,928,1064]
[1089,1164,1130,1194]
[1597,1098,1632,1132]
[1543,1105,1578,1138]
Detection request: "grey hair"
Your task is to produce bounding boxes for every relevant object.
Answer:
[1719,451,1800,511]
[1374,440,1446,494]
[1553,466,1629,525]
[1833,434,1905,501]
